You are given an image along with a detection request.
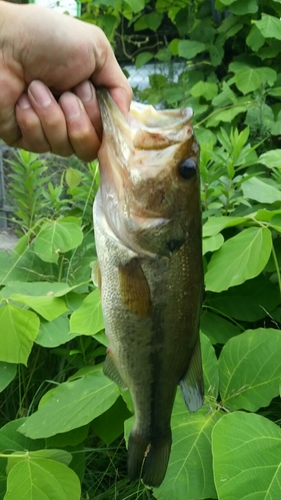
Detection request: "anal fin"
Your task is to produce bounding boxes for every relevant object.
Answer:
[103,354,127,390]
[180,338,204,412]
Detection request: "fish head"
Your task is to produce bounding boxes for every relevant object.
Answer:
[97,89,200,256]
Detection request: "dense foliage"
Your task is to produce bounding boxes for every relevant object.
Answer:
[0,0,281,499]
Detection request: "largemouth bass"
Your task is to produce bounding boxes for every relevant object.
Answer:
[94,89,204,488]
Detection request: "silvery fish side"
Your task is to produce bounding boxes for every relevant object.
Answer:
[93,90,204,488]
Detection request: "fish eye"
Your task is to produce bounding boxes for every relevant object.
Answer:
[179,158,197,180]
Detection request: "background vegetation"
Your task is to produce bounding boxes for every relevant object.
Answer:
[0,0,281,499]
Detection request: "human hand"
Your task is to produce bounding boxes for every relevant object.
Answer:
[0,1,132,161]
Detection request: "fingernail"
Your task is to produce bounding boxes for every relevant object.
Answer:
[60,94,82,119]
[29,81,52,107]
[77,81,93,104]
[17,94,31,109]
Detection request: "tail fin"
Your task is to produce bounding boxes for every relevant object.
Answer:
[127,430,172,488]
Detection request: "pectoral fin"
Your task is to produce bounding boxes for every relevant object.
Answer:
[180,338,204,412]
[103,353,127,390]
[119,258,152,317]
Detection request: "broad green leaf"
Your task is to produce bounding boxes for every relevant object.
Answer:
[229,0,258,14]
[200,311,241,345]
[1,281,71,298]
[213,412,281,499]
[190,81,218,101]
[206,105,249,127]
[10,294,68,321]
[135,51,153,69]
[254,208,281,222]
[4,457,80,500]
[235,68,261,94]
[203,234,224,255]
[205,227,272,292]
[0,304,39,365]
[219,328,281,411]
[256,67,277,86]
[246,25,265,51]
[7,449,72,473]
[134,12,163,31]
[92,397,132,446]
[0,418,45,453]
[203,216,249,237]
[0,362,17,392]
[70,289,104,336]
[34,218,83,263]
[18,366,119,438]
[207,274,281,322]
[35,314,79,348]
[258,149,281,168]
[154,400,222,500]
[242,177,281,203]
[46,425,89,448]
[178,40,206,59]
[270,214,281,232]
[124,0,144,12]
[254,13,281,40]
[0,251,30,286]
[65,168,82,189]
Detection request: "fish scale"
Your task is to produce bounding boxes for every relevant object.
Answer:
[94,89,204,488]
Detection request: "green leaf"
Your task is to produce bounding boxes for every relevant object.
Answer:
[2,281,71,298]
[254,13,281,40]
[0,362,17,392]
[206,105,249,127]
[0,304,39,365]
[178,40,206,59]
[259,149,281,168]
[242,177,281,204]
[5,457,80,500]
[10,294,68,321]
[190,81,218,101]
[235,68,261,94]
[154,400,222,499]
[35,314,79,348]
[18,366,119,438]
[70,289,104,336]
[203,216,250,237]
[219,328,281,411]
[135,51,153,69]
[228,0,259,14]
[34,218,83,263]
[212,412,281,499]
[124,0,144,12]
[203,234,224,255]
[134,12,163,31]
[92,397,132,446]
[200,311,241,345]
[7,449,73,472]
[205,227,272,292]
[256,67,277,86]
[65,168,82,189]
[207,274,281,322]
[246,25,265,51]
